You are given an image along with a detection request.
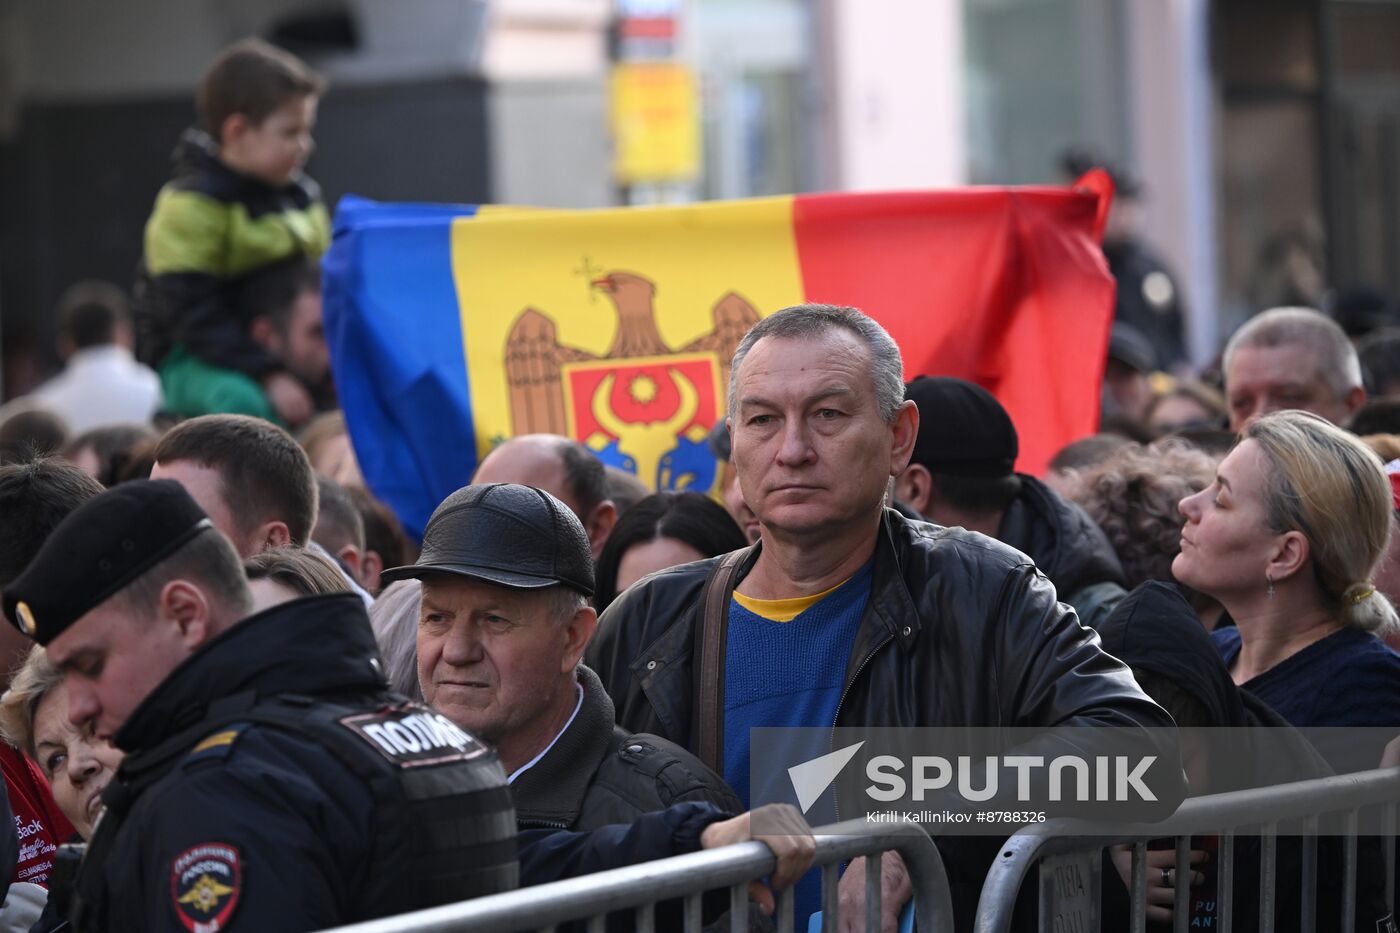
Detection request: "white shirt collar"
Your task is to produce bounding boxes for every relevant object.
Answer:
[507,680,585,783]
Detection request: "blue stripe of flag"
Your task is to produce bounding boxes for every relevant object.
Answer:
[323,195,482,539]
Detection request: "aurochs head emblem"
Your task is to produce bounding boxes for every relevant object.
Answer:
[503,271,759,493]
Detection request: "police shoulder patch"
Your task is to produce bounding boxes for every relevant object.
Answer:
[182,722,249,769]
[340,704,489,768]
[170,842,241,932]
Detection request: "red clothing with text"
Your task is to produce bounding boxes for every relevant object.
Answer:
[2,743,75,886]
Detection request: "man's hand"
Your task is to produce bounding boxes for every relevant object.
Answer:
[700,804,816,915]
[262,371,314,427]
[838,851,912,932]
[1108,844,1207,923]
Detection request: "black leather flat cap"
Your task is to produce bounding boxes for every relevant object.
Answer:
[381,483,594,596]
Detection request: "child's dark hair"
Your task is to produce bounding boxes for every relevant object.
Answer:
[198,38,326,137]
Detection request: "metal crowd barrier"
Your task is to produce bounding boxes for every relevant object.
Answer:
[319,817,951,933]
[974,767,1400,933]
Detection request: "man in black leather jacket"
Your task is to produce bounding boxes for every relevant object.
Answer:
[586,304,1182,928]
[382,482,741,832]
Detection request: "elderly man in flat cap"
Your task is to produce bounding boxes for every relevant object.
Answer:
[5,480,814,932]
[386,483,741,831]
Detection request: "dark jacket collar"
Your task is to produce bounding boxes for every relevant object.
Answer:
[115,593,385,753]
[510,665,615,827]
[731,510,921,652]
[173,128,261,194]
[171,126,315,200]
[997,473,1126,596]
[631,509,923,731]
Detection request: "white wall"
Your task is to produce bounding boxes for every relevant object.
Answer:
[489,80,613,207]
[480,0,610,80]
[818,0,966,190]
[481,0,612,205]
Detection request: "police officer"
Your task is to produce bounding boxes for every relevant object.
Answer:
[2,480,518,932]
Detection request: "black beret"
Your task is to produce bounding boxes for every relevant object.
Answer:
[3,480,213,645]
[904,376,1019,477]
[381,483,594,596]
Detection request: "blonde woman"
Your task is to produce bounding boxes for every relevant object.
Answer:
[1174,410,1400,773]
[0,649,118,933]
[0,646,122,841]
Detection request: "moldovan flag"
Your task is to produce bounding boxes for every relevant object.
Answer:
[323,179,1115,537]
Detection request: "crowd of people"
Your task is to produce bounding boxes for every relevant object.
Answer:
[0,34,1397,933]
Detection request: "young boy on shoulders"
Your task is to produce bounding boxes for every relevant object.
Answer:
[137,38,329,427]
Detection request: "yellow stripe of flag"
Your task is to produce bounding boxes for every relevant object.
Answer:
[451,197,805,493]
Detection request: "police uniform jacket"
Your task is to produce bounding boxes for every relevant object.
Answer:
[512,665,740,832]
[76,593,516,933]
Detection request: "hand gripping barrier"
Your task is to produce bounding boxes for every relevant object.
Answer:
[317,818,952,933]
[973,767,1400,933]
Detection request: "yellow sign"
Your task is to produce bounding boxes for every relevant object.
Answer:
[609,63,700,183]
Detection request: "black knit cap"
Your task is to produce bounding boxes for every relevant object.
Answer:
[3,479,213,645]
[381,483,594,596]
[904,376,1019,477]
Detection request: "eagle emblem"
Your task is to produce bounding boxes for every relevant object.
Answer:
[177,874,235,912]
[504,271,759,491]
[170,843,241,932]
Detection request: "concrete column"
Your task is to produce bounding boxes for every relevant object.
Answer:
[1127,0,1219,365]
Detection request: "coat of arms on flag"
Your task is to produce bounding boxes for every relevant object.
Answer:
[504,271,756,493]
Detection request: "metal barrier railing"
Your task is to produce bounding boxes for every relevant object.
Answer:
[974,767,1400,933]
[319,817,953,933]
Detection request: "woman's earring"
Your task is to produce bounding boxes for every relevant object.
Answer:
[1266,574,1276,600]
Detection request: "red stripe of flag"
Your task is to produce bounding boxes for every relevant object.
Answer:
[792,182,1116,476]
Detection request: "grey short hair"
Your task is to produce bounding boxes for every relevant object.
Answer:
[1224,307,1363,398]
[542,584,589,629]
[728,304,905,423]
[369,579,423,702]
